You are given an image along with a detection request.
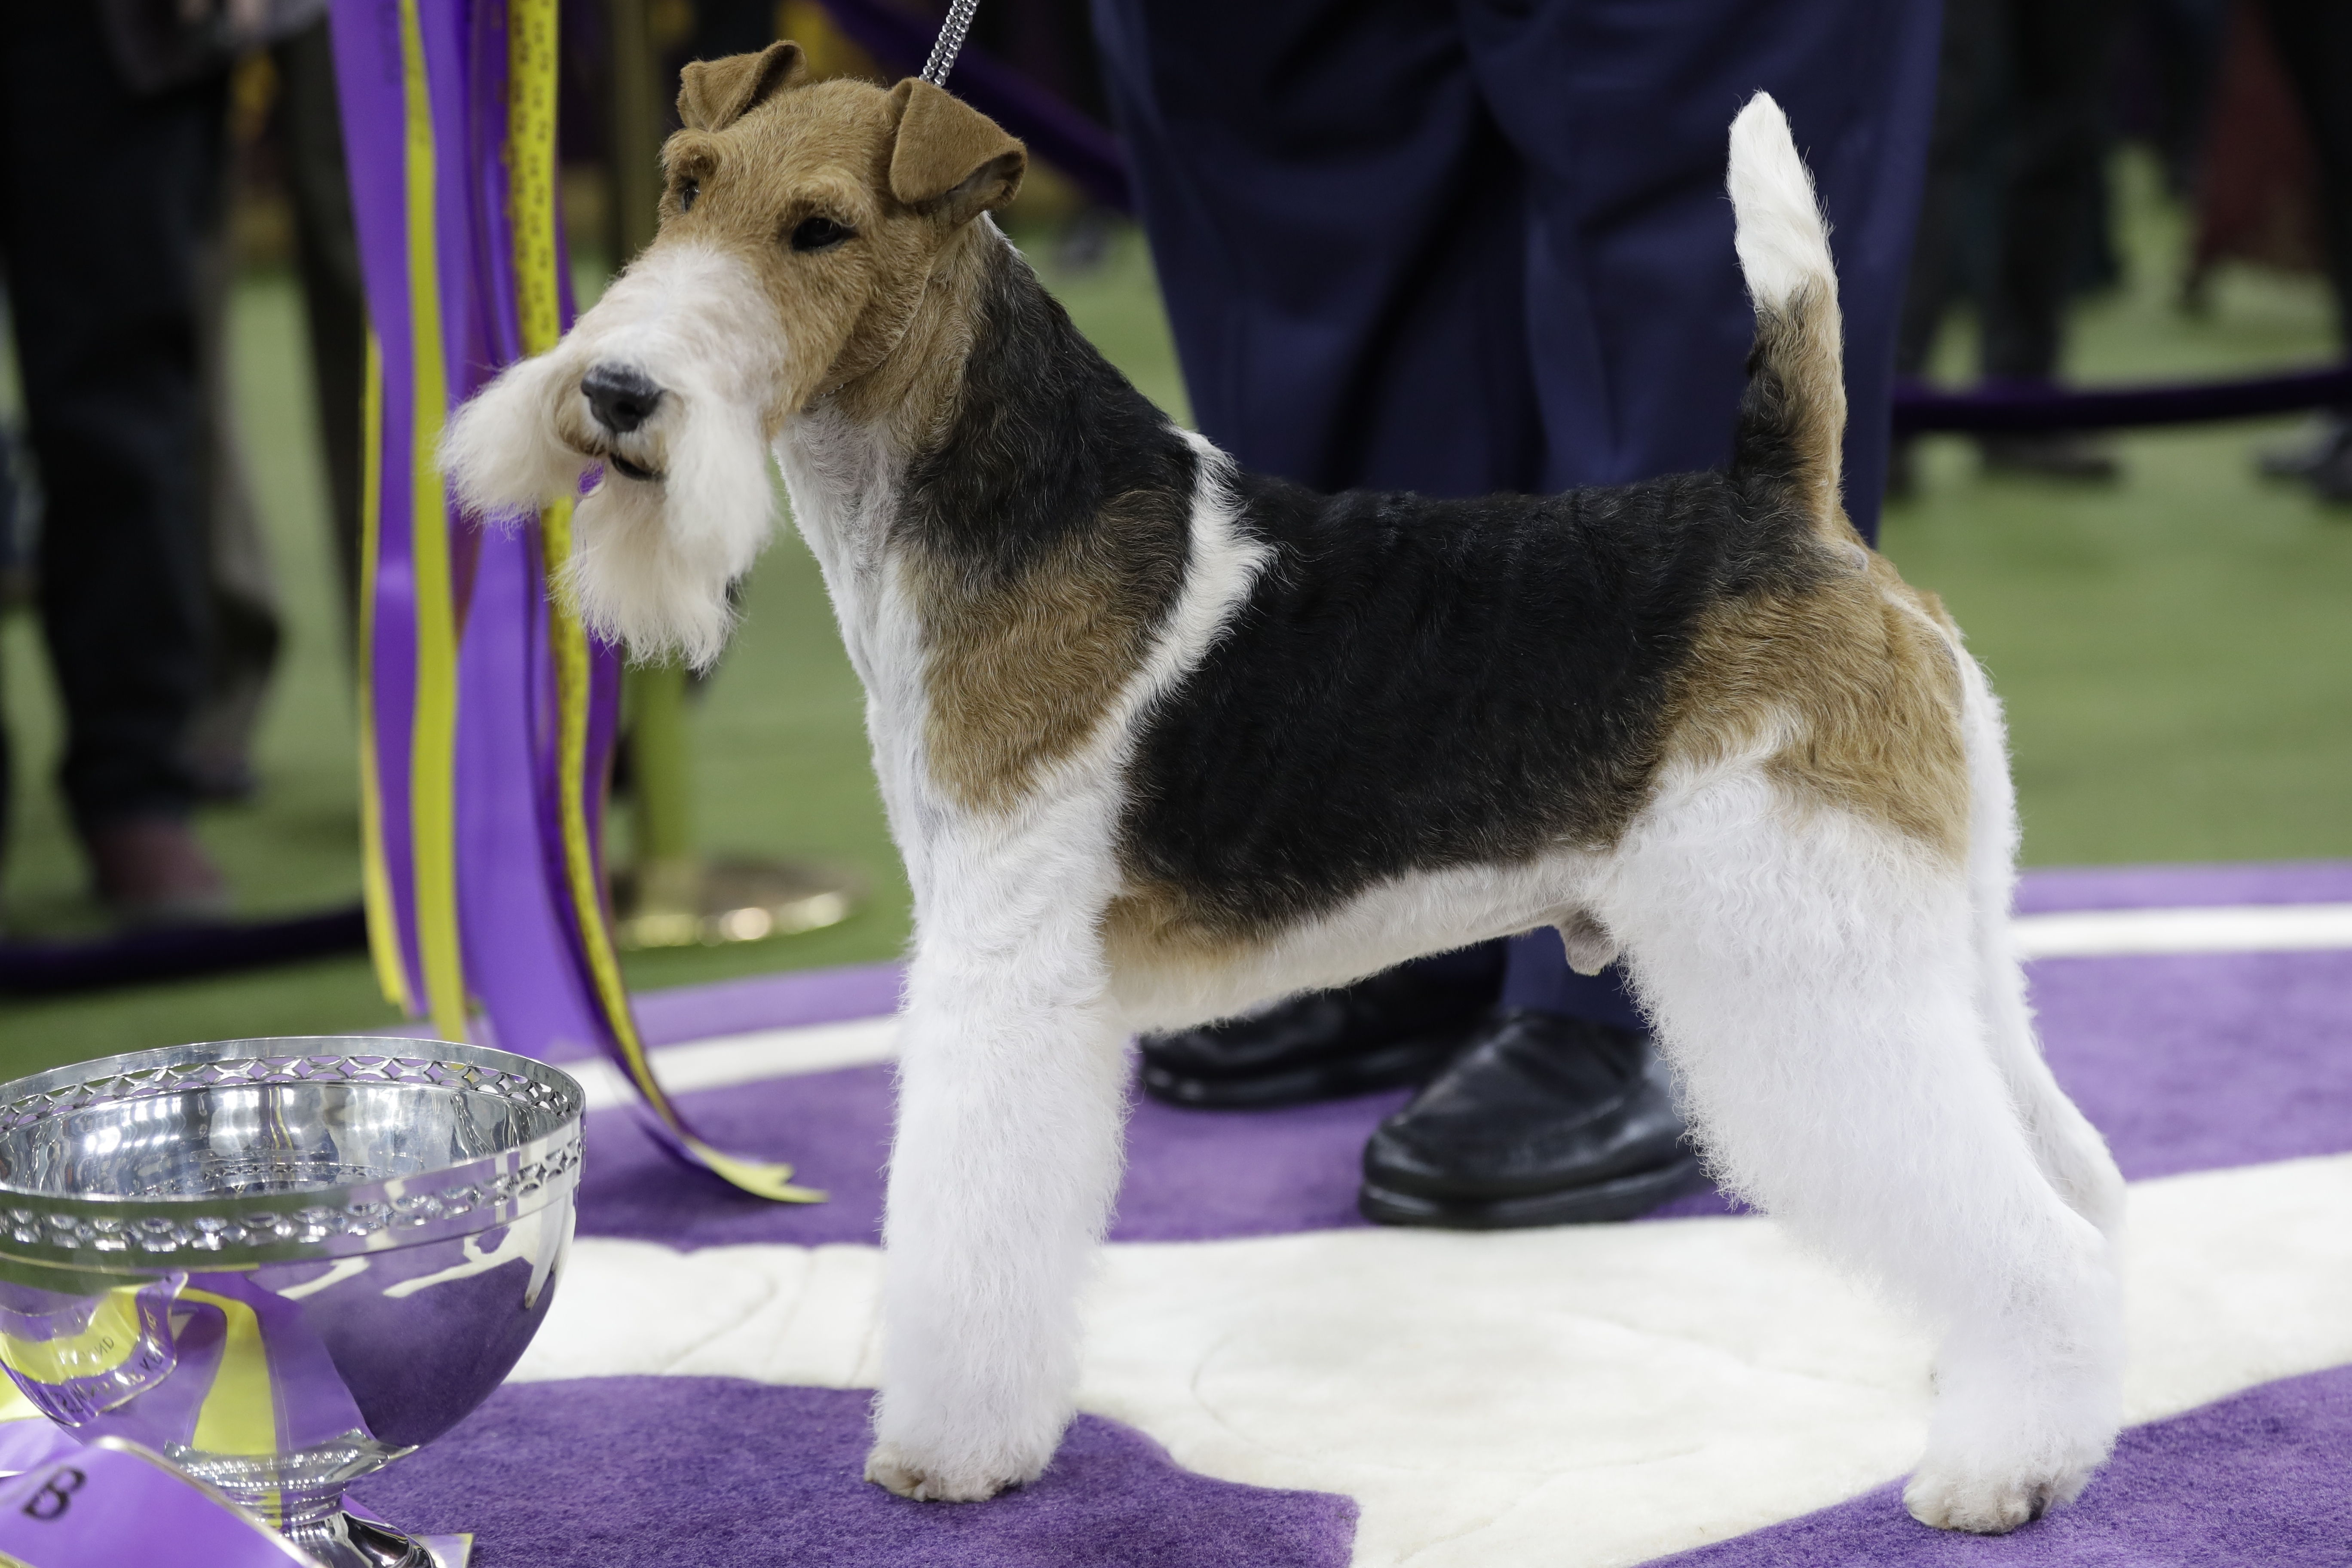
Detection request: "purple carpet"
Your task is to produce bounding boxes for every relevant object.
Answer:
[348,1378,1355,1568]
[575,1069,1420,1246]
[513,863,2351,1568]
[630,962,904,1050]
[1648,1363,2352,1567]
[573,863,2352,1247]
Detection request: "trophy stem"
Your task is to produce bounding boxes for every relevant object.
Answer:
[181,1444,420,1566]
[274,1488,430,1568]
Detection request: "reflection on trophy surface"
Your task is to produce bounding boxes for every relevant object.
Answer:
[0,1038,585,1568]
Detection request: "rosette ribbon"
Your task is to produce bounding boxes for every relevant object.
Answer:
[0,1439,323,1566]
[327,0,820,1201]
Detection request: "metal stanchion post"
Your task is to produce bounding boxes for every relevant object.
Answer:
[603,0,860,950]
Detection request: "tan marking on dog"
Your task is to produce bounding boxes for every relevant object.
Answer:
[1749,283,1849,534]
[1099,879,1252,989]
[677,40,808,132]
[647,61,1025,445]
[1660,545,1971,863]
[647,58,1179,813]
[1663,274,1968,861]
[913,486,1190,812]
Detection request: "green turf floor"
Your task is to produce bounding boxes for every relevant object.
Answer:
[1884,156,2351,865]
[0,153,2344,1075]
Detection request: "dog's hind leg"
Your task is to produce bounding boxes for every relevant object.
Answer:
[864,843,1131,1503]
[1602,774,2122,1535]
[1957,653,2126,1239]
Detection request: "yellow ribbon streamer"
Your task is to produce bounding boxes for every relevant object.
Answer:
[402,0,469,1044]
[506,0,819,1204]
[357,330,413,1013]
[179,1291,277,1462]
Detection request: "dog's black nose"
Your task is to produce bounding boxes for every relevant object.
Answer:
[582,363,664,434]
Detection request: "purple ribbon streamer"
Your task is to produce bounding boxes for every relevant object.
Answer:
[423,0,490,625]
[447,0,619,1060]
[329,0,804,1200]
[331,0,426,1004]
[330,0,621,1063]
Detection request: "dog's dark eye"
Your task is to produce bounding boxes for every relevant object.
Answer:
[677,178,699,213]
[790,215,853,252]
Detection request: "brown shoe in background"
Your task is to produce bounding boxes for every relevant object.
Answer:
[85,817,230,927]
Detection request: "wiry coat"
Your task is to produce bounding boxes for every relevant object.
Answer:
[444,56,2127,1538]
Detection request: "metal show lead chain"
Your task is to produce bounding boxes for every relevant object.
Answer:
[921,0,980,85]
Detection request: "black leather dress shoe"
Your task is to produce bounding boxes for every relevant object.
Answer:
[1139,957,1499,1109]
[1360,1008,1703,1229]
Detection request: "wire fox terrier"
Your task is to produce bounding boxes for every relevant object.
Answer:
[446,46,2128,1534]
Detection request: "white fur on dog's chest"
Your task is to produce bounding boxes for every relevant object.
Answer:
[773,416,942,880]
[775,419,1274,931]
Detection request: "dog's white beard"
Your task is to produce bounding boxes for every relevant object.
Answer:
[439,242,784,670]
[561,392,775,669]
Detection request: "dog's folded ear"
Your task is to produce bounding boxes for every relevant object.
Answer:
[677,41,807,132]
[887,79,1026,224]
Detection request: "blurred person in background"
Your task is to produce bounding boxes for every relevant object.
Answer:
[264,15,369,631]
[1093,0,1940,1228]
[1893,0,2130,489]
[184,58,283,812]
[2132,0,2230,202]
[2247,0,2352,502]
[0,420,25,614]
[0,1,320,926]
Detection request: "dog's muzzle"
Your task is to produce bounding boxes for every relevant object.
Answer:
[581,362,666,481]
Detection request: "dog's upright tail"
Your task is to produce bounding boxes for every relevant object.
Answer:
[1726,93,1851,540]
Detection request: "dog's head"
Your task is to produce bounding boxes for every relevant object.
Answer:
[441,43,1027,665]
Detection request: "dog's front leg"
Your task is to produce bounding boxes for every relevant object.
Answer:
[865,888,1129,1502]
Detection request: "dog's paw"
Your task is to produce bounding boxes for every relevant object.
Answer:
[864,1441,1026,1503]
[1902,1455,2094,1534]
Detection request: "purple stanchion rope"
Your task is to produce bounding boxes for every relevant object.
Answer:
[1893,363,2352,435]
[0,909,370,998]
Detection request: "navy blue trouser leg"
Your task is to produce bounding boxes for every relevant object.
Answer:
[1094,0,1939,1024]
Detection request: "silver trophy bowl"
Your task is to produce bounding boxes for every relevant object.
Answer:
[0,1038,583,1568]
